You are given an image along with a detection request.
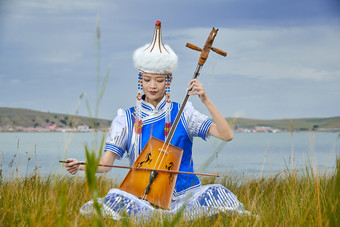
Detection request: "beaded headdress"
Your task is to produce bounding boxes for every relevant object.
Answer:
[130,21,178,161]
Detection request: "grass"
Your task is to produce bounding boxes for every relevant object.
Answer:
[0,158,339,226]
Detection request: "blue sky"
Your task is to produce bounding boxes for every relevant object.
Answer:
[0,0,339,120]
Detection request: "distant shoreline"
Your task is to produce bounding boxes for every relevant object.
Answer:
[1,107,340,133]
[0,107,110,133]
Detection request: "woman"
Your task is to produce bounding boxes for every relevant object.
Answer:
[65,21,247,220]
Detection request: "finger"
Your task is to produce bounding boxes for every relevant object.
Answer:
[189,90,200,96]
[192,81,203,91]
[69,167,78,175]
[189,79,197,85]
[65,159,73,166]
[66,167,75,174]
[66,160,78,167]
[187,84,195,92]
[194,82,202,90]
[66,164,78,172]
[68,165,77,170]
[66,162,74,168]
[72,168,79,174]
[190,87,205,96]
[190,79,202,85]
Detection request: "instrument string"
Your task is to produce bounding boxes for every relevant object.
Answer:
[142,108,178,198]
[151,106,176,171]
[154,111,178,170]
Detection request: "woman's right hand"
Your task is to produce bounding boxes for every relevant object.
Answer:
[65,158,80,175]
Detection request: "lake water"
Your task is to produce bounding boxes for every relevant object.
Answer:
[1,132,339,180]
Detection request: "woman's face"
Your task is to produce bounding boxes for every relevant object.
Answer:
[142,73,168,107]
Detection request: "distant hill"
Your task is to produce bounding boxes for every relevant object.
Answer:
[227,116,340,132]
[1,107,340,132]
[0,107,111,131]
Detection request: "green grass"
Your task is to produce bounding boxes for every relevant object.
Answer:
[1,158,339,226]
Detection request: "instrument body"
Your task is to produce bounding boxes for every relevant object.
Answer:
[119,137,183,209]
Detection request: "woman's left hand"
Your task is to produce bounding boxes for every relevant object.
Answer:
[187,79,208,103]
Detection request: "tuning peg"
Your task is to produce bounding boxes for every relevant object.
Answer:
[211,47,227,57]
[186,43,202,52]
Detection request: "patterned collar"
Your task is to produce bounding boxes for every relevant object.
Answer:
[139,95,170,123]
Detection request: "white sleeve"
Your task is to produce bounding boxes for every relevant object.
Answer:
[104,108,128,159]
[183,102,213,140]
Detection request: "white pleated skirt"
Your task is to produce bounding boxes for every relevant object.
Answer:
[80,184,249,221]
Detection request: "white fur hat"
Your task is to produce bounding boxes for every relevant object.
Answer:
[133,21,178,74]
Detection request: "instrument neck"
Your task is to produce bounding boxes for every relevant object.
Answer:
[165,64,202,144]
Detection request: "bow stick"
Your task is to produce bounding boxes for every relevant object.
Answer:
[60,160,219,177]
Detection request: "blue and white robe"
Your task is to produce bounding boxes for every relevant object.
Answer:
[81,97,247,220]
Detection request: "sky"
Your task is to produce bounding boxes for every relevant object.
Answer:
[0,0,340,120]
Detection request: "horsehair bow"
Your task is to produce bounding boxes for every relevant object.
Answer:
[59,160,219,177]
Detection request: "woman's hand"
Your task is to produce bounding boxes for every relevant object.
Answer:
[64,152,117,175]
[187,79,208,103]
[188,79,233,142]
[65,158,81,175]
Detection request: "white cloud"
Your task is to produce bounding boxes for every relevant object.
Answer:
[10,79,21,85]
[39,51,84,64]
[1,0,339,119]
[296,67,340,81]
[170,25,340,82]
[17,0,105,12]
[232,110,245,118]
